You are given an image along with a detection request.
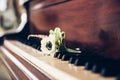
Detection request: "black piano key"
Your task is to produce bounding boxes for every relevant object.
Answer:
[84,56,96,70]
[85,55,101,71]
[74,55,87,66]
[68,53,81,64]
[17,37,41,50]
[101,68,115,77]
[61,54,71,61]
[61,52,79,61]
[117,74,120,80]
[74,56,88,66]
[36,46,41,51]
[74,51,97,66]
[25,42,31,46]
[31,44,37,48]
[54,52,60,58]
[55,51,80,61]
[101,66,120,77]
[85,62,94,70]
[57,53,64,59]
[69,57,76,64]
[92,64,102,73]
[56,48,81,61]
[91,56,105,73]
[100,59,120,77]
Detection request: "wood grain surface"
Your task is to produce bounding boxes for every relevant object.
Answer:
[28,0,120,59]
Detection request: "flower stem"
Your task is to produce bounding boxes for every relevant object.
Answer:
[66,48,81,54]
[58,43,81,54]
[27,34,47,40]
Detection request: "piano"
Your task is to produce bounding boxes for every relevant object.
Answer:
[0,0,120,80]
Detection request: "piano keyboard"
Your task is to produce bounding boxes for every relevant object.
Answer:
[0,39,118,80]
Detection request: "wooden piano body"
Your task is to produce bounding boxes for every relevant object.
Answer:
[0,0,120,80]
[29,0,120,59]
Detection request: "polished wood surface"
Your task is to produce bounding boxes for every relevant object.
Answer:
[28,0,120,59]
[0,48,29,80]
[0,0,120,80]
[0,53,12,80]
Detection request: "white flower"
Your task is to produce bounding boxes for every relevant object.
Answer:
[28,27,81,57]
[40,27,65,56]
[41,34,57,56]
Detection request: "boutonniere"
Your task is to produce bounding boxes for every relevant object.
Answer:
[28,27,81,57]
